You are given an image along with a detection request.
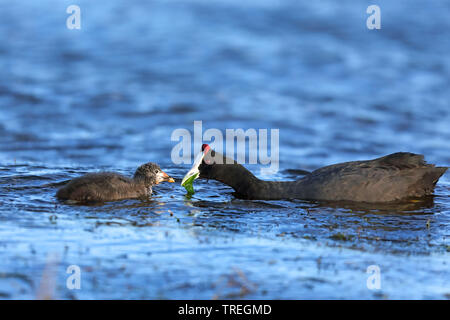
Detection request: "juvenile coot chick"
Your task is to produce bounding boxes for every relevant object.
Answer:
[56,163,174,202]
[182,145,447,203]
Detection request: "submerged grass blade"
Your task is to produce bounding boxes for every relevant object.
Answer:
[182,173,198,195]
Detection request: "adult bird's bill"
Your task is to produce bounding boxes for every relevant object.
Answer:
[181,144,211,194]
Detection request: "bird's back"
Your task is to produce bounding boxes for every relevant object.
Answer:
[295,152,447,202]
[56,172,147,202]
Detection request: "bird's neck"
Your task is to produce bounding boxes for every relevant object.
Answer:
[133,175,152,189]
[208,164,298,200]
[130,177,153,197]
[207,163,257,196]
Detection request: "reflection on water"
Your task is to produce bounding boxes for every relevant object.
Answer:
[0,0,449,299]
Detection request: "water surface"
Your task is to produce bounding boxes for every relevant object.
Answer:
[0,0,449,299]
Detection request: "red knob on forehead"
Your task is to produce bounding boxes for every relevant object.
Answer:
[202,144,210,151]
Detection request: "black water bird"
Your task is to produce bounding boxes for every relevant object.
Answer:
[182,145,447,203]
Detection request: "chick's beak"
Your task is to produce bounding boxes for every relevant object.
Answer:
[157,170,175,184]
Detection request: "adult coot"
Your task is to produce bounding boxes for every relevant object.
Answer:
[57,162,174,202]
[181,144,447,203]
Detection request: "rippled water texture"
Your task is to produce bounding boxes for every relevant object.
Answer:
[0,0,449,299]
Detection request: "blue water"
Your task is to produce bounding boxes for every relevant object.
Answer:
[0,0,449,299]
